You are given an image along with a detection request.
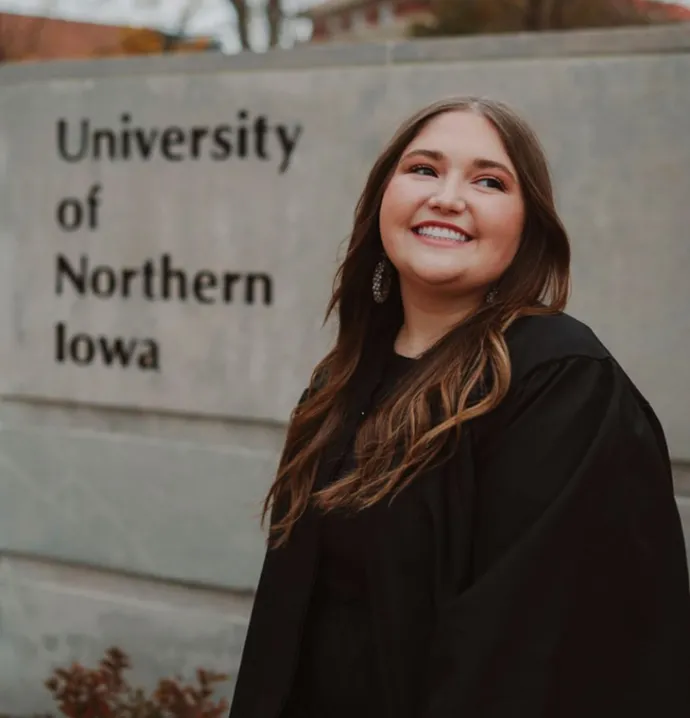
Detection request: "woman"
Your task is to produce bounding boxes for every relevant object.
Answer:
[229,97,690,718]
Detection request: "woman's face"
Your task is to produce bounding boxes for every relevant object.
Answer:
[379,110,525,304]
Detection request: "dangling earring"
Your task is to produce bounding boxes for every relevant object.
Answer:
[372,255,392,304]
[485,286,499,304]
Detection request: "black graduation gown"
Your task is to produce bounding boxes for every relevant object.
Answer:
[228,312,690,718]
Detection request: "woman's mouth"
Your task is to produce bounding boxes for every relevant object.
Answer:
[412,224,474,245]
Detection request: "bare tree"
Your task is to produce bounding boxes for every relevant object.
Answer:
[266,0,283,48]
[225,0,284,51]
[226,0,252,51]
[162,0,210,51]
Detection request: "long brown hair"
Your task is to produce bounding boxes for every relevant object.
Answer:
[263,96,571,547]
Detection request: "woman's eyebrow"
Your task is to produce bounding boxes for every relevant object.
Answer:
[400,148,445,163]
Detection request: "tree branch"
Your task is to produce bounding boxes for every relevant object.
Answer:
[267,0,282,48]
[227,0,251,51]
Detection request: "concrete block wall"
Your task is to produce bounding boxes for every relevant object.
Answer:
[1,23,689,715]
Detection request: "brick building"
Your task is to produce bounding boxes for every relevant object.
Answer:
[0,12,217,63]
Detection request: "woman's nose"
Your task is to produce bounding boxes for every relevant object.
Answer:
[427,183,467,213]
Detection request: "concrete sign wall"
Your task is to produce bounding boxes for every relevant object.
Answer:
[1,39,690,439]
[0,24,689,716]
[0,80,337,422]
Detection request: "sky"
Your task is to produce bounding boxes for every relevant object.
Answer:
[0,0,687,52]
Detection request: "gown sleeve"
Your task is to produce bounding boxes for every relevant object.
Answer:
[422,356,690,718]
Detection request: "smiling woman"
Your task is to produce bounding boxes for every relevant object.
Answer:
[229,97,690,718]
[379,111,526,355]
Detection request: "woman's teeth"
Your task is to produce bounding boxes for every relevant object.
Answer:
[414,226,470,242]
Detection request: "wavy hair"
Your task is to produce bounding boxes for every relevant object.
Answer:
[263,97,571,547]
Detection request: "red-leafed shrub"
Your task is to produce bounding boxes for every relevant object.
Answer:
[44,647,229,718]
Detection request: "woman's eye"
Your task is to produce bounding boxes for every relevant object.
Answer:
[476,176,505,190]
[409,164,437,177]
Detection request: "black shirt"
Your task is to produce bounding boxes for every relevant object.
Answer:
[282,351,417,718]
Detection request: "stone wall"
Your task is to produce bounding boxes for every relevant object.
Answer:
[1,22,689,715]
